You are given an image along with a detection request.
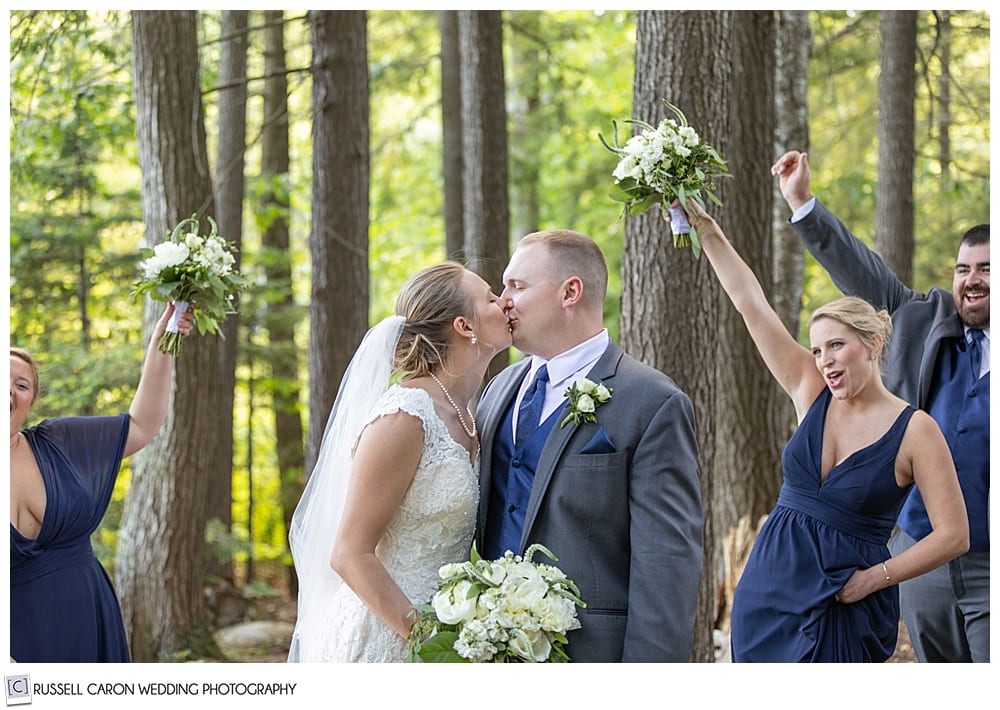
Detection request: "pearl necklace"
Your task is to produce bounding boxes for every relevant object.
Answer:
[429,373,477,439]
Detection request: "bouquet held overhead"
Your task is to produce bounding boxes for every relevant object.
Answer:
[600,99,731,258]
[133,214,245,356]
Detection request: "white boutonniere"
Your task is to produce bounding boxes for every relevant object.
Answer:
[560,378,612,427]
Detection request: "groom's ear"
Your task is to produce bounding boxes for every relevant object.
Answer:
[561,276,584,308]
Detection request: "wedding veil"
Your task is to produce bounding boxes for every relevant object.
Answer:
[287,315,406,662]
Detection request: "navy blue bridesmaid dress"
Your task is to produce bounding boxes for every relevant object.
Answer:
[730,389,915,662]
[10,415,132,662]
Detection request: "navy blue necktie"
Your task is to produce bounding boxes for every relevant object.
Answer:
[968,328,985,380]
[515,365,549,449]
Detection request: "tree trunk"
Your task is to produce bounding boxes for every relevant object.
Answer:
[307,10,370,474]
[206,8,248,589]
[715,9,786,632]
[439,10,465,261]
[118,10,222,661]
[260,9,306,597]
[458,10,509,377]
[626,10,781,662]
[772,10,810,339]
[936,11,952,187]
[875,10,916,286]
[508,11,542,239]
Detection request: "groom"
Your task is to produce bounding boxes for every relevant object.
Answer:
[476,229,703,662]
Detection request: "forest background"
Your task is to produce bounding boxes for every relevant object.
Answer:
[7,9,991,662]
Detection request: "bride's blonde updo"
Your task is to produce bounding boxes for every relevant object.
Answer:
[394,262,474,378]
[808,296,893,364]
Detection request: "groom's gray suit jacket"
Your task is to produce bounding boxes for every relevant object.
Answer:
[475,341,703,662]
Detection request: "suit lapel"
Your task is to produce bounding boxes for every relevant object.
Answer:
[920,312,964,406]
[518,343,624,551]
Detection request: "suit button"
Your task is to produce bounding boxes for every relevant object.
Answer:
[511,457,521,467]
[507,505,516,513]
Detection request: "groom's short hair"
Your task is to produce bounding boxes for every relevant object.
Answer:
[517,229,608,308]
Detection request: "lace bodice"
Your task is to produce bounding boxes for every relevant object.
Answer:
[309,385,479,662]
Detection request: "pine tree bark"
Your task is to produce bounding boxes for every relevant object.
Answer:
[206,8,248,588]
[439,10,465,261]
[458,10,509,377]
[509,11,542,239]
[260,9,306,597]
[306,11,370,473]
[772,10,810,338]
[626,10,782,661]
[875,10,917,286]
[118,10,222,661]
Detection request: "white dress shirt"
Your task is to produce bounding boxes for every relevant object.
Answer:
[510,329,610,443]
[967,326,990,379]
[790,197,817,223]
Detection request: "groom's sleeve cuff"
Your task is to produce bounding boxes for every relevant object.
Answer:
[790,197,817,223]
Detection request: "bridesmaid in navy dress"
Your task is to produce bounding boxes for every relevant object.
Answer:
[675,200,969,662]
[10,304,192,662]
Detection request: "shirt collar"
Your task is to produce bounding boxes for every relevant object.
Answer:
[964,325,990,344]
[526,329,609,389]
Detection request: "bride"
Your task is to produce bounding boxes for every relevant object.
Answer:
[288,262,512,662]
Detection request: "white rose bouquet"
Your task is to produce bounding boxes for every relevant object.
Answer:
[407,544,586,663]
[600,99,731,258]
[132,214,245,356]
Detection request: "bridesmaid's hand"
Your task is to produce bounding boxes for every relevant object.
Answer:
[836,566,888,604]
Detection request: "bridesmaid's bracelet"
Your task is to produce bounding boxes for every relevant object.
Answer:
[881,561,892,583]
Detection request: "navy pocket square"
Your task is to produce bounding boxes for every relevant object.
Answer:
[580,426,616,454]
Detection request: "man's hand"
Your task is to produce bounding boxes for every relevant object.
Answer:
[771,150,813,212]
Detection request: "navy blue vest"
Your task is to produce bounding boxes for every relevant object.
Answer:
[897,335,990,550]
[482,395,561,560]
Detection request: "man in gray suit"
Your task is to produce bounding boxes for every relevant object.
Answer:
[475,228,703,662]
[773,150,990,663]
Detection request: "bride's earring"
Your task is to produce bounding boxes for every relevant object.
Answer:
[471,333,478,345]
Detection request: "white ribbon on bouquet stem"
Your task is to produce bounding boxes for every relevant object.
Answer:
[167,301,190,333]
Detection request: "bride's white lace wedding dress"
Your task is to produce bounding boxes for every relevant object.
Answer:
[302,385,479,662]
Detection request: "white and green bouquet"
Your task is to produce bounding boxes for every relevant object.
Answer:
[133,214,245,356]
[600,99,731,258]
[407,544,586,663]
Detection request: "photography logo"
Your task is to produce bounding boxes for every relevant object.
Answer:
[5,675,31,706]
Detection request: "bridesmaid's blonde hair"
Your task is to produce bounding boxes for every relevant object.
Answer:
[808,296,893,364]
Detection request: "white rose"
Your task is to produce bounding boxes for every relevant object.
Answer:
[536,594,578,632]
[185,232,204,250]
[594,383,612,402]
[432,579,478,624]
[679,126,700,147]
[152,240,190,267]
[140,256,164,280]
[502,566,549,610]
[509,629,552,662]
[612,159,633,182]
[438,562,464,579]
[575,394,596,414]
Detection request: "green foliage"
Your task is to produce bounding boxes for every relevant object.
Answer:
[10,9,142,424]
[802,9,990,338]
